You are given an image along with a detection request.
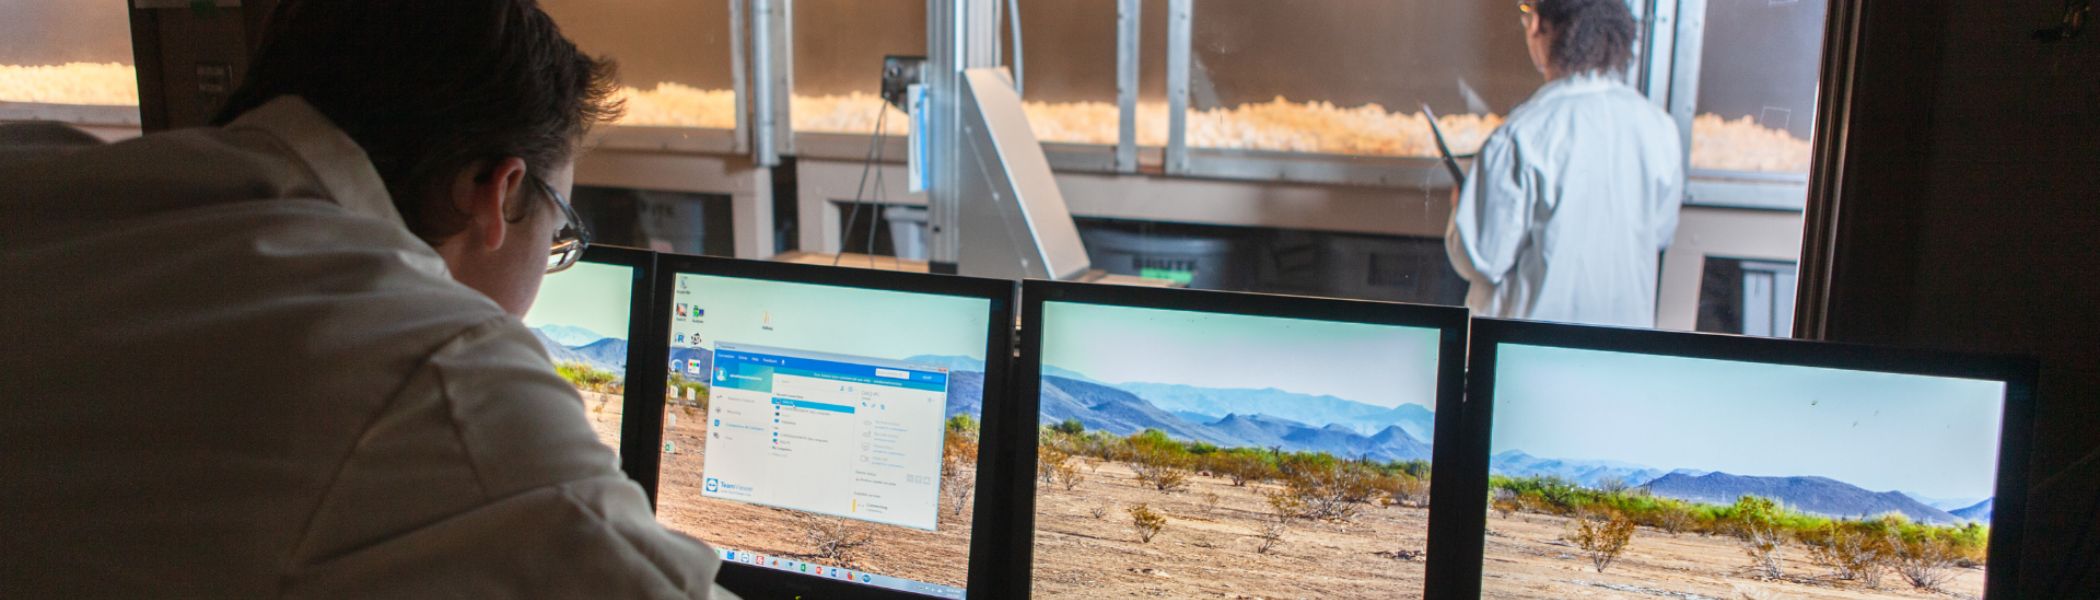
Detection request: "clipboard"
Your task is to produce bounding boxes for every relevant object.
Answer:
[1420,103,1468,183]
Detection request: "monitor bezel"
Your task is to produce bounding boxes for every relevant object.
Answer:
[1424,318,2039,600]
[562,244,667,499]
[640,253,1020,600]
[1000,280,1472,599]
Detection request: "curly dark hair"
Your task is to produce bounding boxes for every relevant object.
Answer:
[1533,0,1640,76]
[212,0,622,244]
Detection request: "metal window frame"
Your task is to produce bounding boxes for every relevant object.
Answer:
[1164,0,1191,175]
[1114,0,1142,172]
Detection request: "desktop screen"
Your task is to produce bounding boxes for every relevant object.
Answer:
[523,260,635,449]
[1031,301,1445,598]
[1481,343,2007,599]
[661,272,994,599]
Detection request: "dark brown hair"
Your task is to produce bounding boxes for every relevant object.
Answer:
[213,0,621,243]
[1533,0,1639,77]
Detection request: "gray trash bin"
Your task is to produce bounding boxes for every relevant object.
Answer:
[883,205,931,261]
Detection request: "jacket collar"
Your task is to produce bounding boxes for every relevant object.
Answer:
[1536,72,1625,99]
[223,96,404,230]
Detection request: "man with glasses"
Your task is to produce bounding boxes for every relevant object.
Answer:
[1445,0,1685,327]
[0,2,734,598]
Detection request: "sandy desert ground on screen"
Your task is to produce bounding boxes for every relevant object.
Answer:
[640,403,1980,600]
[1035,463,1981,600]
[582,390,623,449]
[1477,510,1983,600]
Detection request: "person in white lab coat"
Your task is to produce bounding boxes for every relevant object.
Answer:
[0,2,735,598]
[1446,0,1685,327]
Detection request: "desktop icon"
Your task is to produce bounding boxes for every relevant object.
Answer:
[675,333,685,344]
[676,304,687,318]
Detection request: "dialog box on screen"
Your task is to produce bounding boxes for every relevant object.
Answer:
[699,343,950,531]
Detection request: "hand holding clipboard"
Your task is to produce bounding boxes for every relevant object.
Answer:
[1421,103,1469,183]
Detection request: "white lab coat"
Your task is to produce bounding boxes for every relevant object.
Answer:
[1446,73,1685,328]
[0,97,736,599]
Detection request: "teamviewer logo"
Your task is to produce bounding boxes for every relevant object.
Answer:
[704,477,720,493]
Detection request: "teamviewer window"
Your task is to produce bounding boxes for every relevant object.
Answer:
[700,343,950,531]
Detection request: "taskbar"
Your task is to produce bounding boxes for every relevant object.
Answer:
[715,546,966,599]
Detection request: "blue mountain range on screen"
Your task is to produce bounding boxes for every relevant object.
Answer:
[530,326,627,376]
[898,356,1436,462]
[1489,449,1991,525]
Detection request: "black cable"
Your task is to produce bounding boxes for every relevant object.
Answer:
[868,133,903,271]
[865,110,888,268]
[833,103,891,267]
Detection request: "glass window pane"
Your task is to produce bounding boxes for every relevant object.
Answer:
[792,0,921,136]
[0,0,140,123]
[1186,0,1535,157]
[1690,0,1827,174]
[1015,0,1174,148]
[541,0,738,130]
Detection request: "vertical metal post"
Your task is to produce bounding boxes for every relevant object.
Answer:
[1668,0,1708,172]
[927,0,1000,269]
[776,0,796,156]
[128,5,169,132]
[1165,0,1192,175]
[729,0,750,154]
[1642,0,1681,110]
[751,0,781,167]
[1115,0,1141,172]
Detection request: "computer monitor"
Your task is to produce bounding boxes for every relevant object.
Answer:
[1002,281,1469,599]
[1427,319,2036,600]
[642,255,1017,599]
[522,245,658,476]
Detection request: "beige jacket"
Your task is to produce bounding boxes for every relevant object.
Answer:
[0,98,733,599]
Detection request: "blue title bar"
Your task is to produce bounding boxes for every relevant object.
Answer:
[716,349,949,390]
[772,398,856,413]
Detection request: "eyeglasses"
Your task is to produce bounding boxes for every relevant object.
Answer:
[532,175,592,274]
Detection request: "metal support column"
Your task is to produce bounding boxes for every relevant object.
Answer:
[1666,0,1708,169]
[750,0,787,167]
[926,0,1000,270]
[1164,0,1192,175]
[1640,0,1681,110]
[728,0,751,155]
[1115,0,1141,172]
